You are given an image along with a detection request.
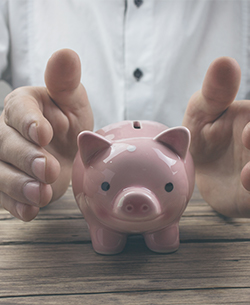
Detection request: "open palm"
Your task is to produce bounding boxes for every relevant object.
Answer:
[183,57,250,217]
[0,49,93,221]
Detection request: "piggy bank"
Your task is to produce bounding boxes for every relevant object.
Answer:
[72,121,195,255]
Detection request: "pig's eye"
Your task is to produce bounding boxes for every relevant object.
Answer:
[165,183,174,192]
[101,182,110,191]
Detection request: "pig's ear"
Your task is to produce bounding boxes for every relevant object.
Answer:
[78,131,111,165]
[153,127,191,160]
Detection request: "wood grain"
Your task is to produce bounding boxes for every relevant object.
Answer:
[2,289,250,305]
[1,186,250,304]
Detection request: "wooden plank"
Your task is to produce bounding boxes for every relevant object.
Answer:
[0,185,238,221]
[0,185,212,220]
[1,214,250,245]
[1,213,250,245]
[1,242,250,297]
[1,288,250,305]
[1,185,250,303]
[1,186,250,245]
[0,185,81,219]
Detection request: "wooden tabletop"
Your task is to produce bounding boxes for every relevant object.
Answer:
[1,185,250,304]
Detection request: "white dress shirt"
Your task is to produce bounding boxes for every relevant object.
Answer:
[0,0,249,131]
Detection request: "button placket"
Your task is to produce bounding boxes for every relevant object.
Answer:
[133,0,143,81]
[124,0,154,120]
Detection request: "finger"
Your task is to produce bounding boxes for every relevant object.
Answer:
[1,192,40,222]
[0,160,53,207]
[241,123,250,191]
[0,122,60,184]
[242,122,250,150]
[183,57,241,127]
[4,87,54,147]
[44,48,93,131]
[241,161,250,191]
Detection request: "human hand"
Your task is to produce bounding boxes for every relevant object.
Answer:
[183,56,250,218]
[0,49,93,221]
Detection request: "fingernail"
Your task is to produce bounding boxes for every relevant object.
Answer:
[23,181,40,205]
[16,202,25,218]
[29,122,39,144]
[16,202,40,222]
[32,157,46,182]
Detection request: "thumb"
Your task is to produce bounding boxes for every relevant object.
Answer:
[44,48,93,130]
[183,57,241,127]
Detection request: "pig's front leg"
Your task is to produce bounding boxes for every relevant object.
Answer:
[143,222,180,253]
[88,222,127,255]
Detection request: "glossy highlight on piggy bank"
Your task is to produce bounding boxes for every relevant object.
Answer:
[72,121,195,255]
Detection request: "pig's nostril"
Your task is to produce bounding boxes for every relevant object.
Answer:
[126,205,133,212]
[142,205,149,212]
[124,203,150,213]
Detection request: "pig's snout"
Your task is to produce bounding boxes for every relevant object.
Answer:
[114,188,161,220]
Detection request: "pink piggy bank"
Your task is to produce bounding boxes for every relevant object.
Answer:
[72,121,195,255]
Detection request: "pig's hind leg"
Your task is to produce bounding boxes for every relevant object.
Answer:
[143,222,180,253]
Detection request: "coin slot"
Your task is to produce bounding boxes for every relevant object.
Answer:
[133,121,141,129]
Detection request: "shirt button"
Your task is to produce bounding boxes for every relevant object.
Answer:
[134,0,143,7]
[133,68,143,81]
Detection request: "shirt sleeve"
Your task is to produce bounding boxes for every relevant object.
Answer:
[0,0,10,84]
